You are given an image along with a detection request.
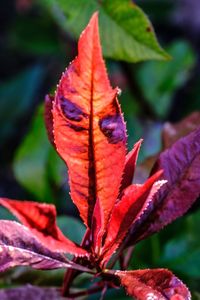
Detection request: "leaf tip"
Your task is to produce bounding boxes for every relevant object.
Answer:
[85,11,99,33]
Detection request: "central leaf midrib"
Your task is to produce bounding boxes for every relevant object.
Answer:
[88,31,97,227]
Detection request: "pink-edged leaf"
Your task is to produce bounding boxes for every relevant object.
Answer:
[101,171,164,263]
[115,269,191,300]
[127,127,200,245]
[0,198,88,257]
[44,94,55,147]
[51,13,127,229]
[120,139,143,194]
[126,181,166,246]
[0,285,61,300]
[0,220,90,273]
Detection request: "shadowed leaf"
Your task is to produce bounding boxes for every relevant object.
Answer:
[0,285,63,300]
[127,127,200,245]
[0,221,89,272]
[115,269,191,300]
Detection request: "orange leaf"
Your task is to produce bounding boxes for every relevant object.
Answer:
[51,13,127,230]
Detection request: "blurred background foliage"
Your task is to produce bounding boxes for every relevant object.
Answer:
[0,0,200,298]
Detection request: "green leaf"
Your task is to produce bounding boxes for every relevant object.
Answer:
[0,65,44,140]
[41,0,169,62]
[137,40,196,117]
[57,216,85,244]
[101,0,169,61]
[13,105,64,202]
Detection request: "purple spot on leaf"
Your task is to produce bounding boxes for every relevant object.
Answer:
[99,114,126,144]
[60,96,87,122]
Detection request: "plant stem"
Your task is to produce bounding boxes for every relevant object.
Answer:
[62,229,92,297]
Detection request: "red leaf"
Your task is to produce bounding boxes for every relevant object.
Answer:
[101,171,164,263]
[120,139,143,194]
[127,127,200,245]
[115,269,191,300]
[0,198,87,256]
[0,220,90,273]
[51,13,127,229]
